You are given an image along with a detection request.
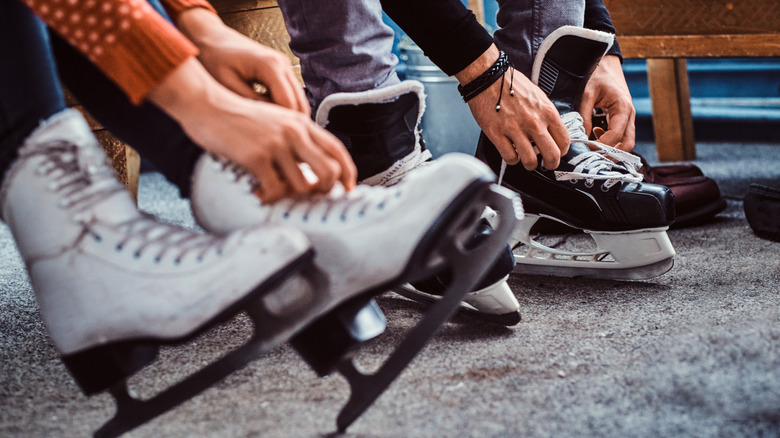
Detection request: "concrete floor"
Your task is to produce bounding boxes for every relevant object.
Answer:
[1,141,779,438]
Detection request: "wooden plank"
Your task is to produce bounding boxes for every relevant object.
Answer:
[647,58,696,162]
[220,8,298,65]
[211,0,278,14]
[618,34,780,59]
[605,0,780,36]
[125,146,140,204]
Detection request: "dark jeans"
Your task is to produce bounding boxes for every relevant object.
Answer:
[0,0,203,197]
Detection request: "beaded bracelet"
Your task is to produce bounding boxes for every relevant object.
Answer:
[457,51,510,103]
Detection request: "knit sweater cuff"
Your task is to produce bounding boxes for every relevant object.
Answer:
[161,0,217,21]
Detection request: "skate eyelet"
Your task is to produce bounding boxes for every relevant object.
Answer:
[302,215,309,222]
[377,202,386,210]
[585,180,594,188]
[133,251,142,259]
[196,256,204,263]
[600,184,610,192]
[153,256,162,264]
[115,243,124,252]
[358,210,366,217]
[282,212,290,219]
[174,257,182,265]
[569,179,578,185]
[92,234,102,242]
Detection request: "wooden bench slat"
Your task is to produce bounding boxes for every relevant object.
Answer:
[619,34,780,59]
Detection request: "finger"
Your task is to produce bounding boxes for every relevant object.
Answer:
[592,127,606,139]
[293,139,341,194]
[274,149,315,196]
[621,111,636,151]
[488,132,522,166]
[307,124,357,190]
[252,159,289,203]
[510,136,539,170]
[530,130,561,170]
[548,115,571,157]
[599,111,629,146]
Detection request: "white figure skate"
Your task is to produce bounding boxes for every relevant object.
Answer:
[0,110,362,437]
[191,151,520,431]
[476,26,676,280]
[316,80,522,325]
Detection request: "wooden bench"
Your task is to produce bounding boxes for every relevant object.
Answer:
[604,0,780,162]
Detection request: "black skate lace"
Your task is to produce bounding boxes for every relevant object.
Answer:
[211,153,400,222]
[36,141,224,264]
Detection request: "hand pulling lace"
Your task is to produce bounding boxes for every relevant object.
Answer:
[458,51,510,104]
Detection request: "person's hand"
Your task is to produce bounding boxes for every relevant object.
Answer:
[148,58,355,203]
[176,8,309,114]
[579,54,635,151]
[456,45,569,170]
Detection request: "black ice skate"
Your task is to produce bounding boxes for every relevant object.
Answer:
[476,26,676,280]
[316,80,522,326]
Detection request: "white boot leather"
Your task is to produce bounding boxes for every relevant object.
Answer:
[191,151,496,307]
[0,109,313,356]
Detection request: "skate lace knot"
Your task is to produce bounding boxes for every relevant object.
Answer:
[553,113,643,190]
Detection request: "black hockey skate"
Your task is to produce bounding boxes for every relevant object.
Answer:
[476,26,676,280]
[317,80,522,325]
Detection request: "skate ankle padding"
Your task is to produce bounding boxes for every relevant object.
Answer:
[531,26,613,113]
[325,92,420,181]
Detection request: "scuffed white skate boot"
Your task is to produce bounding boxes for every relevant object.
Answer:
[0,109,329,437]
[190,149,521,430]
[315,80,521,326]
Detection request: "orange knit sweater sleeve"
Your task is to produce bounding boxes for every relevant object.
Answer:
[22,0,209,105]
[161,0,217,20]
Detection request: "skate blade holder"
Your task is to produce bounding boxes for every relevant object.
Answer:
[330,183,520,433]
[511,214,676,280]
[91,263,367,438]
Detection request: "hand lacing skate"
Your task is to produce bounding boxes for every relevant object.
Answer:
[35,141,226,265]
[208,153,403,223]
[497,112,642,190]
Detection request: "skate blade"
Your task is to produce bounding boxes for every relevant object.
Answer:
[93,262,331,438]
[392,281,522,326]
[334,183,520,432]
[514,256,674,280]
[512,215,676,281]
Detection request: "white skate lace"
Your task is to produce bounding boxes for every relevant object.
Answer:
[211,154,400,223]
[497,112,643,190]
[361,143,432,187]
[36,141,224,264]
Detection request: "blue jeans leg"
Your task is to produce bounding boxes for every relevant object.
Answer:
[494,0,585,76]
[277,0,400,110]
[0,0,66,181]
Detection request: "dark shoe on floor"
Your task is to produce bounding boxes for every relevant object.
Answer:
[635,153,727,228]
[744,183,780,242]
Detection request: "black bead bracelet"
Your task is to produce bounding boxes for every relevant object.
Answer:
[457,51,510,103]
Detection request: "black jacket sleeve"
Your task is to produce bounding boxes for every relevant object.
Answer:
[584,0,623,61]
[381,0,494,76]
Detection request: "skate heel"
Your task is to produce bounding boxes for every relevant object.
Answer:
[61,342,159,395]
[291,297,386,377]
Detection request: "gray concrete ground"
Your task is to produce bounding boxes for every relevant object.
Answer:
[1,141,779,438]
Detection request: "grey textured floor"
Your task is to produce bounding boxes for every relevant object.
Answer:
[1,141,779,438]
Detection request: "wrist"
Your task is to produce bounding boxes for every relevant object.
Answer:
[176,7,228,47]
[455,44,501,85]
[148,57,234,128]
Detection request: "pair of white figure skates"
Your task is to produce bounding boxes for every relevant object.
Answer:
[1,26,674,437]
